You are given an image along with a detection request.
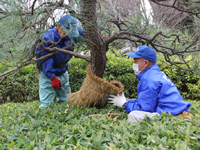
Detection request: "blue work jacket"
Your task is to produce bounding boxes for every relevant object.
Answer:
[35,27,84,79]
[125,64,192,115]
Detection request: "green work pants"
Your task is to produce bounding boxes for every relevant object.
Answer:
[39,71,71,109]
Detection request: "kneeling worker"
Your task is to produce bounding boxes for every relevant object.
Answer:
[107,45,192,123]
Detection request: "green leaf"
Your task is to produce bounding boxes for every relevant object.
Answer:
[44,134,51,144]
[8,141,15,148]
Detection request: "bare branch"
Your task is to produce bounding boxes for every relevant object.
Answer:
[0,48,91,79]
[31,0,37,15]
[1,0,200,84]
[150,0,200,16]
[44,47,91,62]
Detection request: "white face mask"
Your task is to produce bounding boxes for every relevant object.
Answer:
[133,60,145,75]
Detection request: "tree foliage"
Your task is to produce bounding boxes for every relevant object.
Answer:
[0,0,200,85]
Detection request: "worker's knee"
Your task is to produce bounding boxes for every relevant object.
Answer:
[128,111,159,123]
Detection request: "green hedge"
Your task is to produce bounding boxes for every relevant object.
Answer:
[0,64,39,104]
[68,53,200,101]
[0,53,200,104]
[157,59,200,100]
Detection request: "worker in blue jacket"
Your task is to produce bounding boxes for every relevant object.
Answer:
[107,46,192,123]
[35,14,84,109]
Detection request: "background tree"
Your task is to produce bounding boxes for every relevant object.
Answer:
[149,0,193,30]
[149,0,200,68]
[0,0,200,84]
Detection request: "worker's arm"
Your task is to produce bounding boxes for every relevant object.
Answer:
[126,85,158,113]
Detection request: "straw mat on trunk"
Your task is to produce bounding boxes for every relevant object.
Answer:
[67,65,124,107]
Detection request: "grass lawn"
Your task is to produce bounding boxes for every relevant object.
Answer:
[0,100,199,149]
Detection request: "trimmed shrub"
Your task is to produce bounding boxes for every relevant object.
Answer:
[0,64,39,104]
[0,53,199,104]
[157,60,200,100]
[67,58,90,92]
[69,53,200,101]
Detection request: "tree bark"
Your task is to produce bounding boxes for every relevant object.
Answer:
[80,0,107,78]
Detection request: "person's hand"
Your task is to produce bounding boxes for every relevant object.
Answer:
[107,92,127,108]
[51,77,62,90]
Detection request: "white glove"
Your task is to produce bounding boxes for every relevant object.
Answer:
[107,92,127,108]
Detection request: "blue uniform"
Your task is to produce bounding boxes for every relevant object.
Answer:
[35,27,76,79]
[35,26,84,109]
[125,64,192,115]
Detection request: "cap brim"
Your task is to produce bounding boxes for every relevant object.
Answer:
[126,53,141,58]
[66,27,79,37]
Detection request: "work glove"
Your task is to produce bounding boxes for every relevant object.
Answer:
[51,77,62,90]
[107,92,127,108]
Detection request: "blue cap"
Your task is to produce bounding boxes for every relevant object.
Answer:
[59,14,79,37]
[126,46,157,62]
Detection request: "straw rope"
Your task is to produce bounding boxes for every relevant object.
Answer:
[67,65,124,107]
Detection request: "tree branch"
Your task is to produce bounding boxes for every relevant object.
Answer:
[31,0,37,15]
[150,0,200,16]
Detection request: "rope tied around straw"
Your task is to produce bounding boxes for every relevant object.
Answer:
[67,65,124,107]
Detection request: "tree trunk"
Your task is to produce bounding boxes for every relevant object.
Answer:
[80,0,107,78]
